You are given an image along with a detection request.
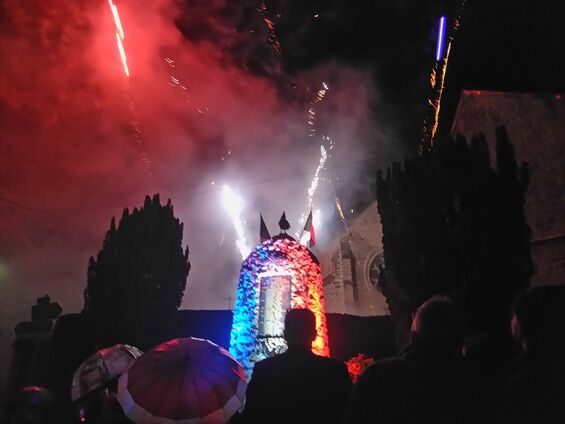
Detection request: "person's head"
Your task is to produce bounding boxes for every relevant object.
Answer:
[512,285,565,354]
[284,308,316,349]
[411,295,464,352]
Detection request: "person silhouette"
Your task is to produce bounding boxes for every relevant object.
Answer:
[503,285,565,423]
[344,295,493,424]
[241,308,351,423]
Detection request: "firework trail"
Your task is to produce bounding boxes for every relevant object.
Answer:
[420,1,467,153]
[221,185,251,259]
[429,42,451,141]
[307,145,328,209]
[108,0,129,77]
[107,0,154,183]
[296,145,328,240]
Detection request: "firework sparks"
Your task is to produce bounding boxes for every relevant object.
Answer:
[162,57,212,117]
[221,185,250,259]
[126,89,153,179]
[307,145,328,208]
[258,0,282,54]
[166,59,189,90]
[308,82,329,138]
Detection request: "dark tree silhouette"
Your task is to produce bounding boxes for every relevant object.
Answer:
[83,194,190,349]
[376,127,532,345]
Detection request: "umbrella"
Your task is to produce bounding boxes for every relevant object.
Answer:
[72,344,143,401]
[117,337,246,424]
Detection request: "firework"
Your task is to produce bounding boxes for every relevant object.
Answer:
[421,3,466,152]
[436,16,446,61]
[221,185,250,259]
[108,0,129,77]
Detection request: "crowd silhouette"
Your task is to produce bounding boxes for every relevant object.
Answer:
[6,285,565,423]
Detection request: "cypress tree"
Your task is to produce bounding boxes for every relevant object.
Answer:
[376,127,532,344]
[83,194,190,349]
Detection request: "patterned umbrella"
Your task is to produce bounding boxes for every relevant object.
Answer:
[71,344,143,401]
[117,338,246,424]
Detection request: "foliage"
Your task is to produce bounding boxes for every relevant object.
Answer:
[83,194,190,349]
[376,127,532,342]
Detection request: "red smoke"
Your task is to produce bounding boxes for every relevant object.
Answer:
[0,0,392,388]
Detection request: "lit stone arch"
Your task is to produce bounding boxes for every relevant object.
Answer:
[229,234,329,379]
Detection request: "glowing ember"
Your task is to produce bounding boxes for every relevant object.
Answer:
[229,235,329,379]
[221,185,251,259]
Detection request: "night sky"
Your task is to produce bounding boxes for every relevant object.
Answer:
[1,0,564,390]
